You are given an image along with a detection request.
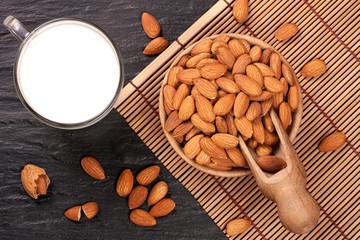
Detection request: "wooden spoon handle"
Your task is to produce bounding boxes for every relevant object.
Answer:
[275,185,320,234]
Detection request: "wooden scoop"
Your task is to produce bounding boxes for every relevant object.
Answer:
[238,108,320,234]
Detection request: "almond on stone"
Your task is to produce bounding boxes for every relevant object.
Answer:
[144,37,169,55]
[130,209,156,226]
[116,169,134,197]
[64,206,81,222]
[233,92,250,118]
[184,134,204,159]
[81,156,106,180]
[216,47,236,70]
[82,202,99,219]
[149,198,176,217]
[213,94,236,116]
[191,39,213,56]
[136,165,160,186]
[128,186,148,209]
[178,95,195,121]
[141,12,161,39]
[21,164,50,199]
[148,181,168,206]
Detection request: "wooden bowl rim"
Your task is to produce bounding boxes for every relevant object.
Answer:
[159,33,303,177]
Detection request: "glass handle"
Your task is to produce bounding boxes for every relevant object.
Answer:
[3,16,30,42]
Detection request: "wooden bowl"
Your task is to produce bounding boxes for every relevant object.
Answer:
[159,34,303,177]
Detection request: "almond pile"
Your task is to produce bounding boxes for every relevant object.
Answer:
[163,35,300,172]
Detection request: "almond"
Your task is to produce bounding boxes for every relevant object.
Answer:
[211,133,239,149]
[81,156,105,180]
[82,202,99,219]
[232,54,252,74]
[278,102,292,130]
[177,69,201,85]
[287,84,299,111]
[234,74,262,96]
[215,35,231,43]
[260,48,274,65]
[264,129,279,146]
[263,113,274,132]
[128,186,148,209]
[177,55,191,68]
[228,39,247,58]
[264,77,284,93]
[196,150,211,165]
[164,101,171,116]
[193,78,218,99]
[148,181,168,206]
[141,12,161,39]
[130,209,156,226]
[253,62,275,77]
[178,96,195,121]
[272,92,284,109]
[196,58,219,70]
[21,164,50,199]
[213,94,236,116]
[247,138,258,148]
[233,0,249,24]
[211,40,228,53]
[249,46,262,62]
[233,92,250,118]
[281,63,294,85]
[191,113,216,133]
[195,95,215,122]
[116,169,134,197]
[318,132,346,152]
[226,114,238,136]
[275,23,298,41]
[240,40,250,53]
[184,134,204,159]
[175,135,184,143]
[200,137,227,160]
[200,63,227,79]
[257,155,287,172]
[186,53,212,68]
[260,98,273,116]
[280,77,289,96]
[173,121,194,137]
[211,157,237,167]
[216,47,236,70]
[216,77,240,94]
[223,71,234,80]
[191,86,201,97]
[185,127,201,141]
[301,59,326,77]
[256,144,273,156]
[226,218,251,236]
[252,117,265,144]
[144,37,168,55]
[173,83,190,110]
[226,148,247,167]
[149,198,176,217]
[246,102,261,121]
[246,64,263,88]
[164,85,176,110]
[164,111,183,132]
[215,116,228,133]
[191,39,213,56]
[136,165,160,186]
[206,163,231,171]
[65,206,81,222]
[167,66,183,88]
[234,116,253,139]
[249,91,273,102]
[270,52,281,79]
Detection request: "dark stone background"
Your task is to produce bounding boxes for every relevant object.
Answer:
[0,0,227,239]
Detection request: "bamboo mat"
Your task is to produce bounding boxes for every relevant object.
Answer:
[115,1,360,239]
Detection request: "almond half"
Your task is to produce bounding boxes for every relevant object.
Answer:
[144,37,168,55]
[82,202,99,219]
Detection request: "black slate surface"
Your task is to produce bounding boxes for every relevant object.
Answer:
[0,0,227,239]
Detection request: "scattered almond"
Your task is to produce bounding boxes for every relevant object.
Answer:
[65,206,81,222]
[81,156,105,180]
[21,164,50,199]
[116,169,134,197]
[318,132,346,152]
[130,209,156,226]
[82,202,99,219]
[144,37,168,55]
[136,165,160,186]
[141,12,161,39]
[301,59,326,77]
[128,186,148,209]
[275,23,298,41]
[233,0,249,24]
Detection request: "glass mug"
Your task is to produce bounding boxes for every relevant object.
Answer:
[3,16,124,129]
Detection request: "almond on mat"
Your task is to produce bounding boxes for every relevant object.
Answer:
[233,0,249,24]
[301,59,326,77]
[274,23,298,41]
[226,218,251,236]
[318,132,346,152]
[141,12,161,39]
[148,181,169,206]
[81,156,105,180]
[149,198,176,217]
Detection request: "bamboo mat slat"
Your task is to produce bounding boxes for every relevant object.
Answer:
[115,1,360,239]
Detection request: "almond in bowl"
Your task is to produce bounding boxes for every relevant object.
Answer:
[159,34,303,177]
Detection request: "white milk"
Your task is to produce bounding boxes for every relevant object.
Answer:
[17,20,120,124]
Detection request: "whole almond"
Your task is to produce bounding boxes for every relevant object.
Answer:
[164,102,171,116]
[191,39,213,56]
[281,63,294,85]
[223,71,234,80]
[264,129,279,146]
[256,144,273,156]
[196,58,219,70]
[247,138,258,148]
[226,218,251,236]
[260,98,273,116]
[240,40,250,53]
[249,91,273,102]
[233,0,249,24]
[301,59,326,77]
[272,92,284,109]
[246,102,261,121]
[260,48,274,65]
[177,69,201,85]
[178,95,195,121]
[149,198,176,217]
[185,127,201,141]
[81,156,105,180]
[178,55,191,68]
[148,181,168,206]
[191,86,201,97]
[144,37,168,55]
[193,78,218,99]
[200,63,228,79]
[318,132,346,152]
[280,77,289,96]
[216,77,240,94]
[65,206,81,222]
[270,52,281,79]
[233,92,250,118]
[253,62,275,77]
[278,102,292,129]
[116,169,134,197]
[228,39,247,58]
[136,165,160,186]
[82,202,99,219]
[141,12,160,39]
[264,77,284,93]
[275,23,298,41]
[216,47,236,70]
[200,137,227,160]
[186,53,212,68]
[211,157,237,167]
[164,85,176,110]
[195,95,215,122]
[167,66,183,88]
[213,94,235,116]
[226,114,238,136]
[128,186,148,209]
[211,133,239,149]
[196,150,212,165]
[215,35,231,43]
[252,117,265,144]
[234,116,253,139]
[191,113,215,133]
[173,121,194,137]
[130,209,156,226]
[173,84,190,110]
[175,135,184,143]
[246,64,263,88]
[206,163,231,171]
[226,148,247,167]
[211,41,228,53]
[164,111,183,132]
[287,85,299,111]
[234,74,262,97]
[249,46,262,62]
[257,155,287,172]
[232,54,252,74]
[263,113,275,132]
[215,116,228,133]
[184,134,204,159]
[21,164,50,199]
